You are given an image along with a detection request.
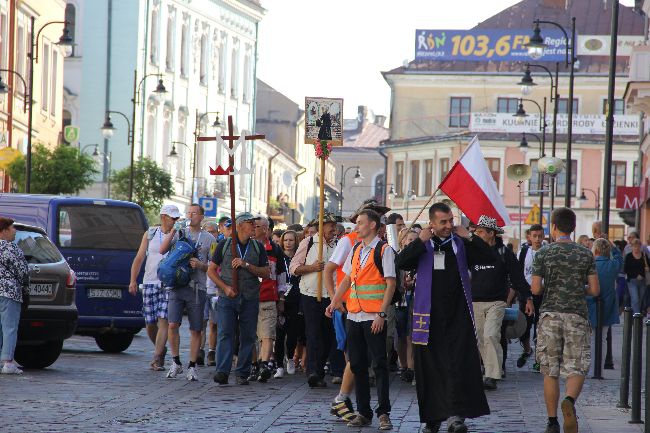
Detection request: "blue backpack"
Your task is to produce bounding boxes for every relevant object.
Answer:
[157,231,197,289]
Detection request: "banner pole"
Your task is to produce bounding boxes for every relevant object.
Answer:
[317,156,326,301]
[408,187,441,230]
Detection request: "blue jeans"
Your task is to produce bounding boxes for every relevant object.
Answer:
[215,295,259,378]
[628,279,646,314]
[0,297,21,361]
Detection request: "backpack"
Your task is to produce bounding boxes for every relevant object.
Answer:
[157,230,197,289]
[518,244,529,264]
[350,240,403,304]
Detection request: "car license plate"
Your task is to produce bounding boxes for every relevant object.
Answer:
[87,288,122,299]
[29,283,54,296]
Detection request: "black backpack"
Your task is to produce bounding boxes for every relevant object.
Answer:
[350,240,403,304]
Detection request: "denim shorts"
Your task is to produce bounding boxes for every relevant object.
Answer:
[167,286,207,331]
[141,283,169,325]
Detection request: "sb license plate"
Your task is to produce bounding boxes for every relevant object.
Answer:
[29,283,54,296]
[87,288,122,299]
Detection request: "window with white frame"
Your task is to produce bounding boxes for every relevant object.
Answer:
[150,8,159,65]
[50,50,58,115]
[41,43,50,111]
[218,37,226,93]
[200,34,208,85]
[243,45,251,103]
[230,40,239,98]
[180,23,188,77]
[0,13,8,74]
[165,14,175,71]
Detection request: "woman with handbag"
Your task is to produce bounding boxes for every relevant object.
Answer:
[624,239,649,314]
[0,217,29,374]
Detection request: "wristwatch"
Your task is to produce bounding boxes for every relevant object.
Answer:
[245,262,250,269]
[378,312,387,319]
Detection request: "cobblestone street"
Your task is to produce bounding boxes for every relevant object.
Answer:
[0,324,643,433]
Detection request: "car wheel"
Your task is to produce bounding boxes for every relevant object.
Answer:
[14,340,64,369]
[94,333,134,353]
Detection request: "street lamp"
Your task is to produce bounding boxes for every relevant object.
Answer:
[0,70,28,111]
[100,110,132,200]
[405,189,416,222]
[339,165,362,214]
[23,17,74,193]
[388,185,395,201]
[580,188,601,221]
[525,17,577,207]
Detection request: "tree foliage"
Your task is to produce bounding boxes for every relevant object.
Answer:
[7,143,99,194]
[110,157,173,221]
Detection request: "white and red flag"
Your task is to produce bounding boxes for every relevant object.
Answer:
[439,136,511,226]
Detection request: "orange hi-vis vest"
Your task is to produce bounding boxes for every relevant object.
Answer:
[346,242,388,314]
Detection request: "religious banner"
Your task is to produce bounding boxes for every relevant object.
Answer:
[305,97,344,147]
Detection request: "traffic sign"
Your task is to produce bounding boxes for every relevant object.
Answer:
[199,197,218,217]
[524,204,547,225]
[0,147,22,170]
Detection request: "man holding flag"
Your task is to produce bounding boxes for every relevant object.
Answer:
[395,137,511,433]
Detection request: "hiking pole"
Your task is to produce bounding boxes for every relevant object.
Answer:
[629,312,643,424]
[618,307,632,408]
[408,187,441,230]
[593,296,604,379]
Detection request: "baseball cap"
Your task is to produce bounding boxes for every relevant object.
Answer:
[235,212,259,224]
[224,219,232,228]
[160,204,181,219]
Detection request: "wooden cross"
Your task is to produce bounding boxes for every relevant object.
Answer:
[197,115,265,294]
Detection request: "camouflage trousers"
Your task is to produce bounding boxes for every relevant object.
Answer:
[537,312,591,378]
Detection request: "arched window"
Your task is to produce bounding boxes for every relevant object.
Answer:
[165,16,174,71]
[64,3,76,56]
[150,9,159,65]
[199,35,207,85]
[180,24,188,77]
[230,46,239,97]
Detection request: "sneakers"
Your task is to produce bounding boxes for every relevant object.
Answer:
[248,363,259,382]
[274,367,285,379]
[308,373,327,388]
[236,376,249,385]
[347,414,371,428]
[561,399,578,433]
[207,350,216,367]
[378,414,393,430]
[213,372,228,385]
[166,362,183,379]
[258,364,272,383]
[543,422,560,433]
[331,376,343,384]
[330,398,355,422]
[532,362,541,373]
[1,362,23,375]
[483,377,497,391]
[517,349,532,368]
[400,368,414,382]
[186,366,198,381]
[286,359,296,375]
[196,349,205,366]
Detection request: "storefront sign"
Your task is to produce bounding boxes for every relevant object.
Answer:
[578,35,644,57]
[415,29,566,62]
[616,186,641,209]
[470,112,639,136]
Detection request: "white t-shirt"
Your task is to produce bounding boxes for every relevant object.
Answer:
[329,236,354,266]
[520,246,538,286]
[343,236,396,322]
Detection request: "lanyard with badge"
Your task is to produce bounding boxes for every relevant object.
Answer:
[430,236,454,270]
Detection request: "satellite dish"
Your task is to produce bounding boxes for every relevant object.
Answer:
[282,171,293,187]
[537,157,565,177]
[507,164,532,182]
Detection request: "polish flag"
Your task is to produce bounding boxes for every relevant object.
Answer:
[439,136,511,226]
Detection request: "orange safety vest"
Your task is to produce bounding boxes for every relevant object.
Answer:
[336,232,358,302]
[346,242,388,314]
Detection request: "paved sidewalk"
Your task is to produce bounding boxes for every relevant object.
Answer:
[0,323,644,433]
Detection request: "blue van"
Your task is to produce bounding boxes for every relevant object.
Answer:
[0,194,147,352]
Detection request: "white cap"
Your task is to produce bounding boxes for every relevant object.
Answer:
[160,204,181,218]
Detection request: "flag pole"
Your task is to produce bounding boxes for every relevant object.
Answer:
[408,187,441,230]
[316,156,326,302]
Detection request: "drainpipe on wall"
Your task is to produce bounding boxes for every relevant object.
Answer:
[248,20,260,213]
[378,145,388,205]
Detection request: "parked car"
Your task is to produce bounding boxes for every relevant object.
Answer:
[0,195,147,353]
[13,223,78,369]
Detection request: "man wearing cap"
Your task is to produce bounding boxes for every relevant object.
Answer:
[289,212,338,388]
[396,202,492,433]
[217,216,232,242]
[471,215,532,390]
[209,212,270,385]
[128,204,180,370]
[324,199,390,421]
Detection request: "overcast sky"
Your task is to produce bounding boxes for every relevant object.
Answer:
[257,0,636,120]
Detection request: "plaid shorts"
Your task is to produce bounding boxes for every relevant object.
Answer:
[537,312,591,378]
[142,283,169,325]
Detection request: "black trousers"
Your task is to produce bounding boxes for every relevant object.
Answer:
[519,295,543,345]
[302,295,333,378]
[347,319,391,419]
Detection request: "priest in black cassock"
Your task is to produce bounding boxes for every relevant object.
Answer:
[396,202,492,433]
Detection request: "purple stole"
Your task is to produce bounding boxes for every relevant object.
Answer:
[412,236,474,346]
